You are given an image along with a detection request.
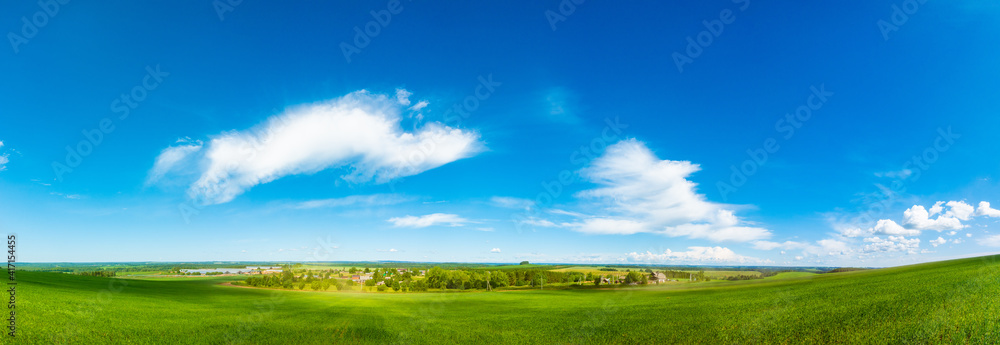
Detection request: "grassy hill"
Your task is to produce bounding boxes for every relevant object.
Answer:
[10,255,1000,344]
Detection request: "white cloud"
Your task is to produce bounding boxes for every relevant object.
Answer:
[838,219,919,238]
[395,88,412,106]
[146,140,204,185]
[518,217,559,228]
[490,248,501,253]
[947,231,957,236]
[806,239,853,256]
[967,233,973,237]
[977,201,1000,217]
[150,90,484,204]
[0,140,8,171]
[944,201,975,220]
[977,234,1000,247]
[751,240,808,251]
[625,247,770,264]
[929,237,947,247]
[563,139,770,242]
[861,236,920,254]
[873,219,921,236]
[928,201,945,216]
[388,213,469,228]
[902,204,966,231]
[490,196,535,210]
[476,227,495,232]
[875,169,912,179]
[409,100,429,111]
[294,194,414,209]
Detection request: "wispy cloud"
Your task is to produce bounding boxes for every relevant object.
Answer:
[146,138,202,185]
[50,192,82,199]
[293,194,415,209]
[490,196,534,209]
[148,89,484,205]
[978,234,1000,247]
[555,139,771,242]
[626,247,771,264]
[0,140,9,172]
[388,213,469,228]
[542,87,580,123]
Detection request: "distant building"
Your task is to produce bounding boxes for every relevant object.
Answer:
[651,272,667,284]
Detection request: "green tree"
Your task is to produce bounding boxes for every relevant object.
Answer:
[519,261,530,265]
[297,281,307,290]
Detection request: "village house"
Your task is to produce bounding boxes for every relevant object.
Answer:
[651,272,667,284]
[351,274,372,284]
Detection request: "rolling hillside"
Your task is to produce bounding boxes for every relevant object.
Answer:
[10,255,1000,344]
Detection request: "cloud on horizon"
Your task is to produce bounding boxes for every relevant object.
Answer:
[388,213,469,228]
[626,246,771,264]
[555,139,771,242]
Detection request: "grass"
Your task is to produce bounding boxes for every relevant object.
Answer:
[10,255,1000,344]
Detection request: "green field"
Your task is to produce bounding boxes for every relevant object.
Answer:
[11,255,1000,344]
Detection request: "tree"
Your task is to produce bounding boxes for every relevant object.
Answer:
[364,267,371,274]
[519,261,530,265]
[311,280,322,291]
[321,280,331,291]
[297,281,307,290]
[594,275,602,286]
[349,267,358,274]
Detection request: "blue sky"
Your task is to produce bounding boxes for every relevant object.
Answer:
[2,1,1000,266]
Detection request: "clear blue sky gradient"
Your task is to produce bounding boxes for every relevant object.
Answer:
[1,1,999,266]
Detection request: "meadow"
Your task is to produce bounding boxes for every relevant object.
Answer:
[10,255,1000,344]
